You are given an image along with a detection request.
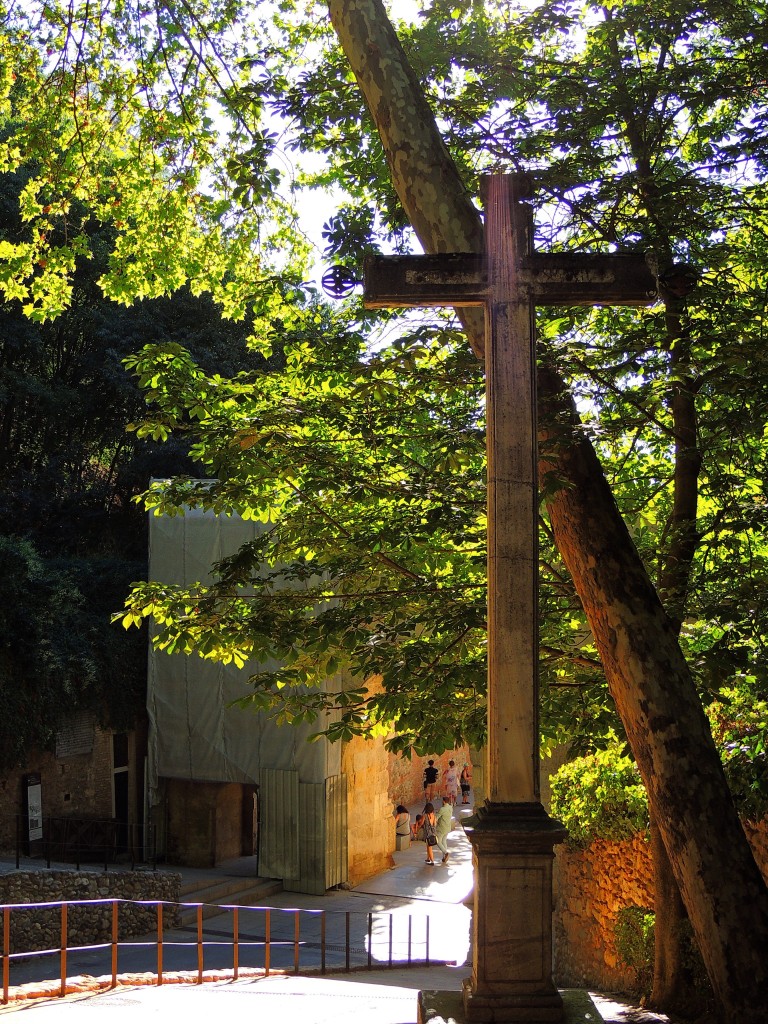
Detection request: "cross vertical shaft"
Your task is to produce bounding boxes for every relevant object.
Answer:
[362,171,657,1024]
[484,174,540,805]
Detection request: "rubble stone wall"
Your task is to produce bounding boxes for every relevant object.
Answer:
[0,870,181,955]
[554,819,768,993]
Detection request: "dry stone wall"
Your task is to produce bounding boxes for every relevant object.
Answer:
[554,833,653,992]
[554,819,768,994]
[0,870,180,955]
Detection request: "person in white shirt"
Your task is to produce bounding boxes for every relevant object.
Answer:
[435,797,453,863]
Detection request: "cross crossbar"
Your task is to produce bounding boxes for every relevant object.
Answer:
[364,251,657,309]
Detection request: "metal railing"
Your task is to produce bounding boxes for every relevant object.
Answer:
[1,896,437,1004]
[8,817,156,871]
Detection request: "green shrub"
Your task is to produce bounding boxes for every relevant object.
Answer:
[549,744,649,846]
[614,905,655,993]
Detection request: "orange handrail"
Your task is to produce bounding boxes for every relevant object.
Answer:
[0,895,437,1004]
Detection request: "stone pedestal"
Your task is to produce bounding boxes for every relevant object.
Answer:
[461,801,566,1023]
[419,988,601,1024]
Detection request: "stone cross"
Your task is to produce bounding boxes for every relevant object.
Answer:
[364,173,657,1022]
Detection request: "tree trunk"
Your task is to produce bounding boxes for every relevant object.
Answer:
[538,367,768,1022]
[649,814,710,1016]
[327,0,487,357]
[327,2,768,1018]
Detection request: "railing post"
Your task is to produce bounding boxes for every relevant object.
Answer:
[320,912,326,975]
[388,914,393,969]
[293,910,300,974]
[111,900,118,987]
[264,909,270,976]
[197,904,204,983]
[233,907,239,980]
[157,902,163,985]
[425,916,430,967]
[59,903,67,998]
[367,913,372,969]
[15,816,19,870]
[3,906,9,1004]
[345,912,350,972]
[408,915,412,965]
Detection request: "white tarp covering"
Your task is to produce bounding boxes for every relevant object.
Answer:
[147,506,341,803]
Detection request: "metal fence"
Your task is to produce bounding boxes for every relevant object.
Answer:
[8,817,156,871]
[1,897,436,1004]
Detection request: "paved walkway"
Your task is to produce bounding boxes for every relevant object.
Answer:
[1,802,671,1022]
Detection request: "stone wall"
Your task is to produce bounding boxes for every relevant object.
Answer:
[0,870,181,955]
[342,733,393,885]
[554,833,654,992]
[387,747,471,808]
[0,722,144,854]
[553,819,768,994]
[165,779,247,868]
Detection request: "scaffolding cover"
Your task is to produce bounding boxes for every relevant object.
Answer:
[146,506,341,803]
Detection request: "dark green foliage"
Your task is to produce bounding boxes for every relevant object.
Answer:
[0,167,275,768]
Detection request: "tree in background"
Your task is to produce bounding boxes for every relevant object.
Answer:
[0,163,276,768]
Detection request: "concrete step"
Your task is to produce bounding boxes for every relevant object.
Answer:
[178,876,283,927]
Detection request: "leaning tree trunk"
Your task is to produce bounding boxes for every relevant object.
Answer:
[649,817,698,1013]
[327,2,768,1019]
[537,366,768,1022]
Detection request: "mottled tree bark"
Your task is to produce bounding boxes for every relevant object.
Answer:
[327,2,768,1019]
[649,817,705,1015]
[648,293,705,1012]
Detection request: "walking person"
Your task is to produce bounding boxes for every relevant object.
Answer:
[435,795,453,863]
[460,762,472,805]
[422,802,438,864]
[444,759,459,806]
[423,759,439,803]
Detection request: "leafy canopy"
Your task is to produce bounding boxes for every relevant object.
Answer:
[3,0,768,765]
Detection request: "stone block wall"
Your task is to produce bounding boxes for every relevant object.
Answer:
[0,870,181,955]
[553,819,768,994]
[342,735,393,885]
[165,780,246,868]
[387,747,471,808]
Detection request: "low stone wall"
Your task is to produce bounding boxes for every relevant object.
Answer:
[0,870,181,955]
[554,818,768,994]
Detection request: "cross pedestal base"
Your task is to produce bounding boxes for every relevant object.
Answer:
[418,988,601,1024]
[461,801,567,1023]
